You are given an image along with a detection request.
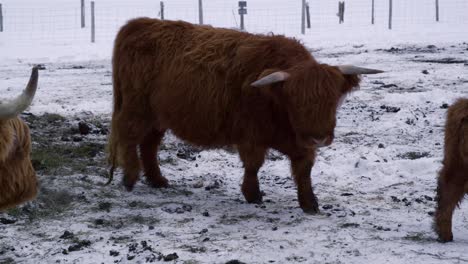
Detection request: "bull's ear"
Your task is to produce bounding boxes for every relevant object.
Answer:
[251,70,290,87]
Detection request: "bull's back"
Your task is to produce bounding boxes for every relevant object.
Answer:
[113,19,252,145]
[444,98,468,167]
[112,18,308,146]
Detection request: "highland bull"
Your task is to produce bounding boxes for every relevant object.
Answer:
[108,18,382,213]
[0,67,39,211]
[435,98,468,242]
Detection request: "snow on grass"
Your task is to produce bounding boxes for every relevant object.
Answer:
[0,42,467,263]
[1,1,468,262]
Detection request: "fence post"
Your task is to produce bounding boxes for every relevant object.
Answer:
[81,0,85,28]
[338,2,341,23]
[0,3,3,33]
[371,0,375,24]
[301,0,305,34]
[388,0,392,29]
[160,1,164,20]
[338,2,345,24]
[435,0,439,22]
[0,3,3,32]
[238,1,247,31]
[342,2,345,23]
[91,1,95,42]
[305,2,311,29]
[198,0,203,25]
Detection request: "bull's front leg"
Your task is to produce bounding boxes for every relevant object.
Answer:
[290,151,319,214]
[238,144,267,204]
[434,168,466,242]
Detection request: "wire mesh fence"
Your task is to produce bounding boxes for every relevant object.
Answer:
[0,0,467,45]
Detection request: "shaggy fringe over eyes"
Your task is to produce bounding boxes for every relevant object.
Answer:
[284,64,360,105]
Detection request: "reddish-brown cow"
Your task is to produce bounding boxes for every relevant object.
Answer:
[0,67,39,211]
[435,98,468,242]
[108,18,382,213]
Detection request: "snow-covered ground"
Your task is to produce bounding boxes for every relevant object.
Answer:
[1,0,468,263]
[0,42,467,264]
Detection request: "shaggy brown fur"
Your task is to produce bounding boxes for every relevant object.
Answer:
[0,67,38,211]
[109,18,363,213]
[435,98,468,242]
[0,118,37,211]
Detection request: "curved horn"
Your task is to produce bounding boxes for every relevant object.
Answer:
[251,71,290,87]
[0,66,39,120]
[337,65,383,75]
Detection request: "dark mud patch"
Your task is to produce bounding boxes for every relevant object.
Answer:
[57,63,107,70]
[23,113,108,176]
[90,214,160,230]
[377,45,445,54]
[397,151,431,160]
[411,58,468,64]
[66,239,92,252]
[369,81,426,93]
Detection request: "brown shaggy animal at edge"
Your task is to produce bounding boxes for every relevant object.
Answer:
[435,98,468,242]
[0,67,39,211]
[108,18,382,213]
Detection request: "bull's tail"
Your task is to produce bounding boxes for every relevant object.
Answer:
[106,112,119,185]
[106,54,124,185]
[106,133,117,185]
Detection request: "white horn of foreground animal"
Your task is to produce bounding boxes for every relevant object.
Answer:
[337,65,384,75]
[0,66,39,120]
[251,71,290,87]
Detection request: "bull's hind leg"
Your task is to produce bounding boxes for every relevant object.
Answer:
[117,116,147,191]
[434,168,466,242]
[290,151,319,214]
[140,129,169,188]
[120,143,140,191]
[238,144,267,204]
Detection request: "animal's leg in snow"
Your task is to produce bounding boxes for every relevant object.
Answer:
[140,129,168,188]
[118,118,146,191]
[121,143,140,191]
[290,152,319,214]
[238,144,266,204]
[434,168,466,242]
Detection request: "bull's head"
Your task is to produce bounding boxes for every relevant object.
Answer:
[251,62,382,148]
[0,66,39,211]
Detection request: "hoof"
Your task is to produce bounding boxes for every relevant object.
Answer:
[302,206,320,215]
[122,177,136,192]
[245,195,263,204]
[299,197,319,214]
[148,176,169,188]
[124,183,134,192]
[242,187,263,204]
[437,233,453,243]
[434,218,454,243]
